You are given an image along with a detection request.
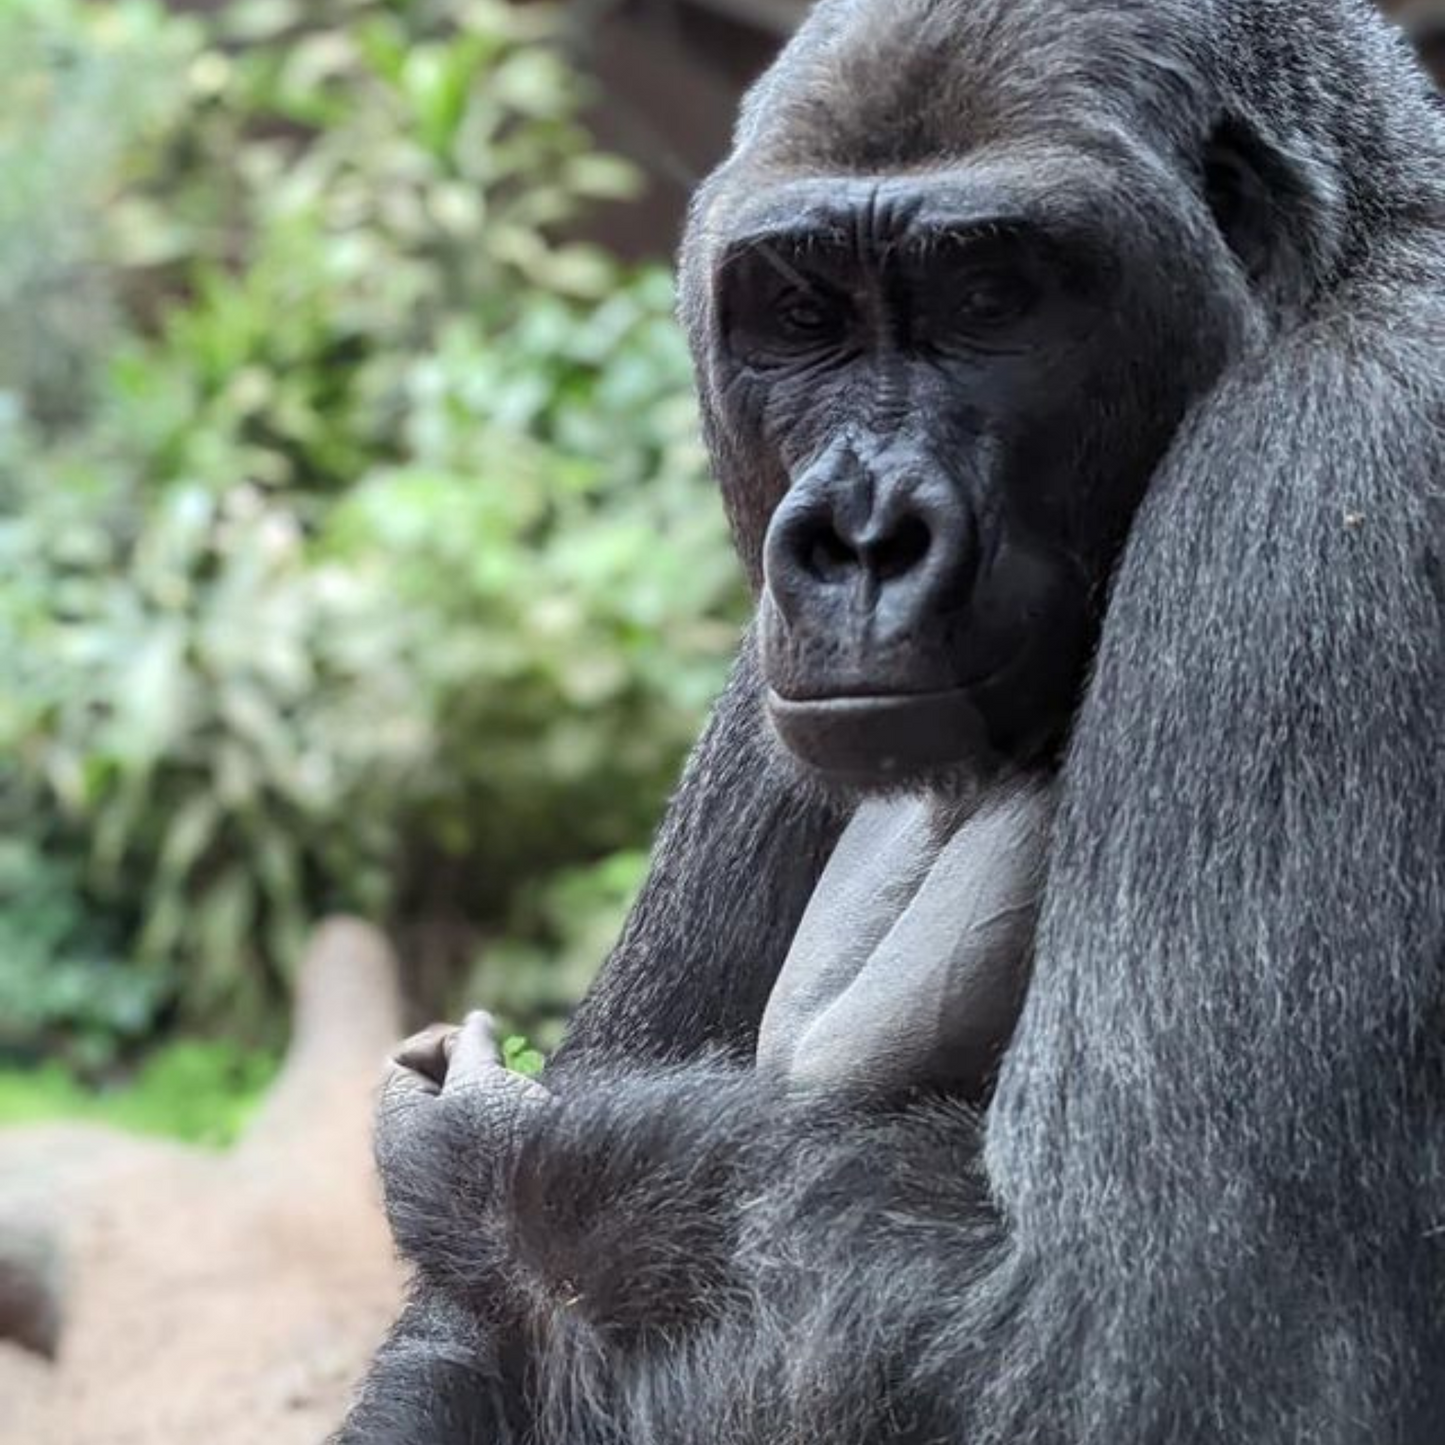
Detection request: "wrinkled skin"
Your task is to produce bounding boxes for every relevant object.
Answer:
[381,1015,551,1156]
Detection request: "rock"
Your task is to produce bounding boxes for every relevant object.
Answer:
[0,1215,64,1359]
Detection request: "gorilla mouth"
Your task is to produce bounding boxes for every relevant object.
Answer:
[766,688,996,781]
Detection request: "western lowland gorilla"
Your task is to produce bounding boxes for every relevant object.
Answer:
[335,0,1445,1440]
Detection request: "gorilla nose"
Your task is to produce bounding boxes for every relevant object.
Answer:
[765,481,971,626]
[795,511,933,588]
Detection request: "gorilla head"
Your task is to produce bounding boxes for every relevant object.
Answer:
[679,2,1301,785]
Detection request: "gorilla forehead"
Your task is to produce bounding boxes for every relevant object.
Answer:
[692,0,1426,293]
[731,0,1215,174]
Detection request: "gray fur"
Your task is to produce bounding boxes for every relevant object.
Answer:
[337,3,1445,1441]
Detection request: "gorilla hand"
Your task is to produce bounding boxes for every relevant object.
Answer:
[376,1011,553,1270]
[369,1012,771,1367]
[385,1010,550,1120]
[757,773,1055,1103]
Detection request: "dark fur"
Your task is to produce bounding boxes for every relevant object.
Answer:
[338,2,1445,1440]
[343,1065,999,1444]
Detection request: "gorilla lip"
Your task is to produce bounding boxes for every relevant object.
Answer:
[766,687,995,780]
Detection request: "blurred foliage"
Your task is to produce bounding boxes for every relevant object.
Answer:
[479,847,651,1027]
[0,1042,277,1146]
[0,0,740,1066]
[0,0,184,426]
[0,840,159,1071]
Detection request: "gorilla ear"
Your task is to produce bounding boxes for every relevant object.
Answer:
[1202,118,1310,294]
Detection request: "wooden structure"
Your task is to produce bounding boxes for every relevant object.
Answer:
[564,0,800,256]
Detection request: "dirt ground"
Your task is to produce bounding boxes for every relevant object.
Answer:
[0,920,408,1445]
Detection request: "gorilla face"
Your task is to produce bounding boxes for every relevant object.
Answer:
[697,149,1258,787]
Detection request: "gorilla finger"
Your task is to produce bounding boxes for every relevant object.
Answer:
[390,1022,460,1089]
[445,1012,555,1113]
[443,1010,502,1089]
[442,1017,554,1115]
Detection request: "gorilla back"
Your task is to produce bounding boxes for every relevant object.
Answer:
[337,2,1445,1442]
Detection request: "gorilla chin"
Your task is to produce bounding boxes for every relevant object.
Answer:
[765,685,996,784]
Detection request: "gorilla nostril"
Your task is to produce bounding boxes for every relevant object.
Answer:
[802,523,859,584]
[870,516,932,583]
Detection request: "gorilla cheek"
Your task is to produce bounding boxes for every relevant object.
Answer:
[960,542,1098,762]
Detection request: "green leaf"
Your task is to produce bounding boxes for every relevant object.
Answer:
[502,1034,546,1078]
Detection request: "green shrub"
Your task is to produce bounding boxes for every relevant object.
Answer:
[0,841,158,1071]
[0,0,741,1058]
[0,1041,277,1147]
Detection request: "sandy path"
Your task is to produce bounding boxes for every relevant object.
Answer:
[0,920,408,1445]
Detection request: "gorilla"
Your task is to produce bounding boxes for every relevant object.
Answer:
[335,0,1445,1440]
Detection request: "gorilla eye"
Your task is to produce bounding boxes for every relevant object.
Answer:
[724,274,854,371]
[776,288,847,343]
[952,267,1037,330]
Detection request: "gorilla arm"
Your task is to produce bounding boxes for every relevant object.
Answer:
[758,773,1056,1102]
[337,1007,1005,1445]
[330,1015,552,1445]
